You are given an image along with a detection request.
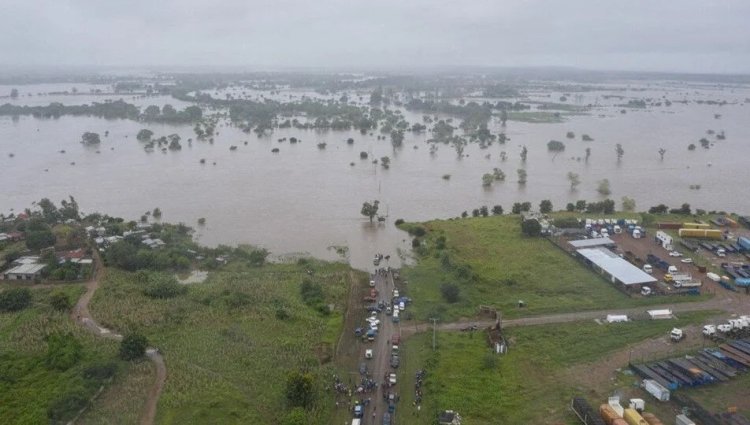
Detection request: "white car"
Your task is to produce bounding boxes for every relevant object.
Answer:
[365,349,373,359]
[681,258,694,264]
[393,290,399,297]
[369,324,379,331]
[669,251,683,257]
[389,373,397,385]
[366,318,380,326]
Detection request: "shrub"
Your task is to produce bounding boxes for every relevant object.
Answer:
[47,391,89,422]
[49,291,72,312]
[45,332,82,371]
[83,361,117,381]
[0,288,32,312]
[285,370,316,409]
[409,226,427,237]
[143,275,186,299]
[300,280,324,308]
[394,218,405,226]
[440,283,460,303]
[120,333,148,360]
[521,219,542,237]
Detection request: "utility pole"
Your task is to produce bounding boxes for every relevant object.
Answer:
[429,318,438,351]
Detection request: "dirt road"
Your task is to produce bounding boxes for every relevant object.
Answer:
[71,253,166,425]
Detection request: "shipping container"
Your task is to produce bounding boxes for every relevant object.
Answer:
[682,222,711,229]
[675,414,696,425]
[641,412,664,425]
[642,379,670,401]
[600,404,622,425]
[678,228,723,239]
[623,408,648,425]
[657,222,682,229]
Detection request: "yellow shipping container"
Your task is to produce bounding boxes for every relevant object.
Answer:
[623,408,648,425]
[678,228,723,239]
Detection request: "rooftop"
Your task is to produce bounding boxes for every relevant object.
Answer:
[569,237,615,249]
[5,263,46,275]
[577,247,657,286]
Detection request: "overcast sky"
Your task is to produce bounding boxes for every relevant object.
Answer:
[2,0,749,73]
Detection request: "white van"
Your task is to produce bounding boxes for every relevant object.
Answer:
[643,264,653,274]
[668,265,678,274]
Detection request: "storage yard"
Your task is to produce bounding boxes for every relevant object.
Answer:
[554,216,750,297]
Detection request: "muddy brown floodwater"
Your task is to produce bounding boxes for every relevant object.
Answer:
[1,81,749,270]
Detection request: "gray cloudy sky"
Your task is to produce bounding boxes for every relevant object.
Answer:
[2,0,749,73]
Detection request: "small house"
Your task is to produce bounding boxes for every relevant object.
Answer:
[2,257,46,281]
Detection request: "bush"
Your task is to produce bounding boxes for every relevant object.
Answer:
[83,361,117,381]
[285,370,316,409]
[440,283,460,303]
[45,333,83,371]
[300,280,324,308]
[408,226,427,237]
[0,288,32,312]
[119,333,148,360]
[143,275,186,299]
[47,391,89,423]
[394,218,404,226]
[521,219,542,237]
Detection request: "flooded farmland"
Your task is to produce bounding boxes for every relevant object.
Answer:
[2,80,749,270]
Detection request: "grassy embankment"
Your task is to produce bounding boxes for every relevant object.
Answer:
[86,259,363,424]
[399,215,709,322]
[0,284,126,424]
[397,311,716,425]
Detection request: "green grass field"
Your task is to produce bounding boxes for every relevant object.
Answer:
[0,284,122,424]
[400,215,708,321]
[87,260,361,424]
[396,311,715,425]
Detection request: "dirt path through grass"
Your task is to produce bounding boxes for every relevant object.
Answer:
[71,252,166,425]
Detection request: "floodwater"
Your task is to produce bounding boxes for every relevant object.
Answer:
[1,81,749,271]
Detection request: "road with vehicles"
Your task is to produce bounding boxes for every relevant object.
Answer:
[349,260,401,425]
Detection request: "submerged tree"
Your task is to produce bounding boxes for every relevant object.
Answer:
[517,169,527,185]
[567,172,581,190]
[360,200,380,222]
[81,132,101,145]
[520,146,528,162]
[597,179,611,196]
[658,147,666,161]
[621,196,636,212]
[615,143,624,162]
[481,173,494,187]
[585,147,591,162]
